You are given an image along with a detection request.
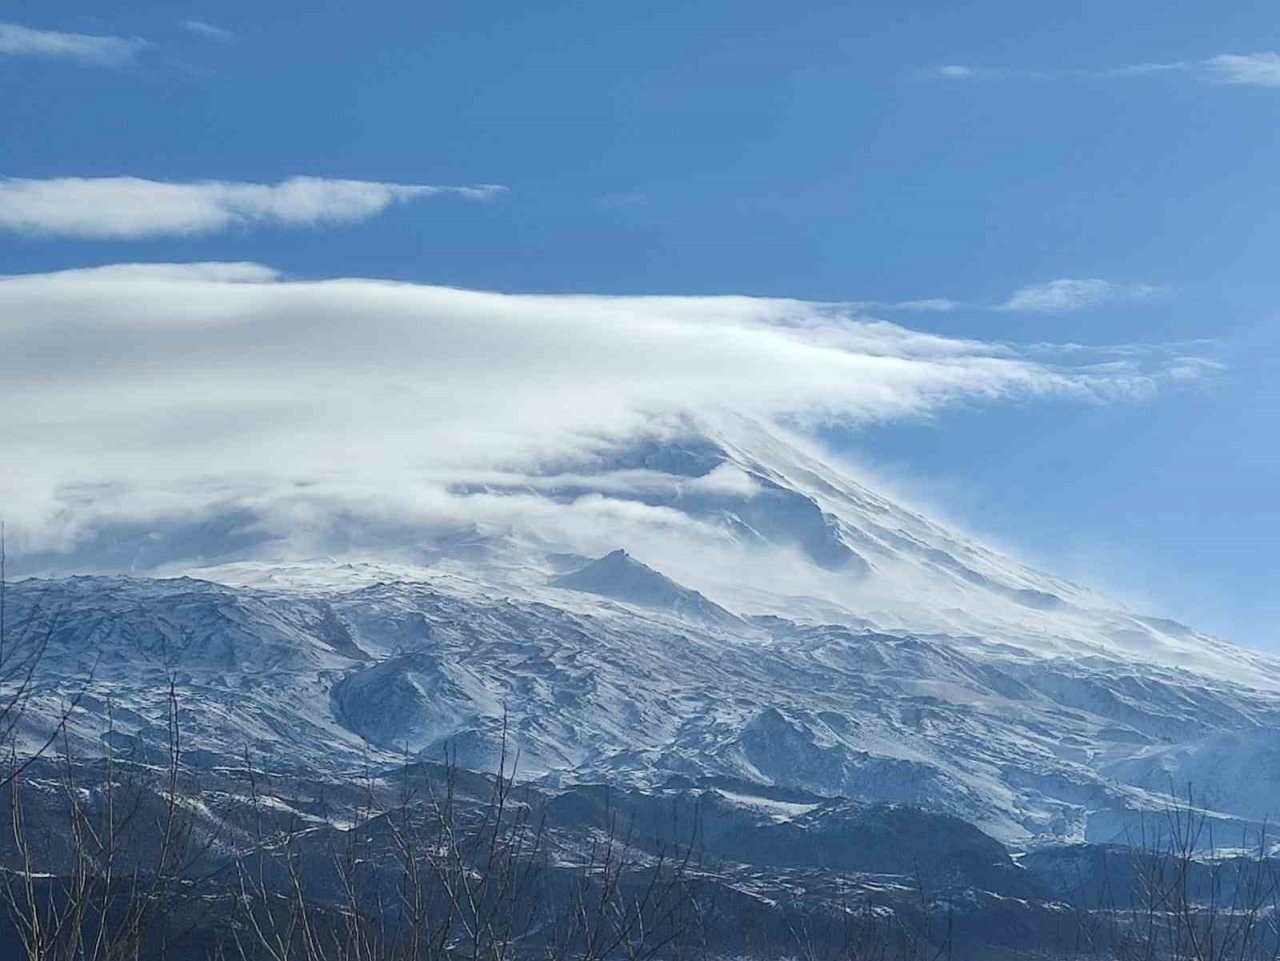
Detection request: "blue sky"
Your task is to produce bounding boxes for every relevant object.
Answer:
[1,1,1277,646]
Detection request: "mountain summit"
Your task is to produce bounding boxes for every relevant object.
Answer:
[551,549,740,626]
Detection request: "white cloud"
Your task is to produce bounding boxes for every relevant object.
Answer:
[0,21,146,67]
[0,262,1209,557]
[1104,61,1190,77]
[0,176,506,239]
[924,52,1280,88]
[180,18,233,42]
[891,298,961,312]
[925,64,1001,80]
[1000,278,1167,313]
[1206,53,1280,87]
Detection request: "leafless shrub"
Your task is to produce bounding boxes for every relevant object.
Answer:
[227,722,703,961]
[1047,788,1280,961]
[2,679,207,961]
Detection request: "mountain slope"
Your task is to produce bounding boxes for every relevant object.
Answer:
[7,419,1279,847]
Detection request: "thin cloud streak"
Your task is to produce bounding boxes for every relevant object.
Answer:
[0,21,147,67]
[0,176,507,239]
[889,298,961,312]
[180,18,234,42]
[1000,278,1168,313]
[923,52,1280,88]
[856,283,1165,315]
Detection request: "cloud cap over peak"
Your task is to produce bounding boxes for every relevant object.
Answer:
[0,263,1212,555]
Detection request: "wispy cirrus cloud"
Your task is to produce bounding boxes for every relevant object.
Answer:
[1206,53,1280,87]
[180,18,233,42]
[861,283,1165,315]
[923,52,1280,88]
[1000,279,1168,313]
[0,21,147,67]
[887,298,961,312]
[0,176,507,239]
[847,298,961,314]
[926,64,1006,80]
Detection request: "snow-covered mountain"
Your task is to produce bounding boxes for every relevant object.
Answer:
[7,419,1278,847]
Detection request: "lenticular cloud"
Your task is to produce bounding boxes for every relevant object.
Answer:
[0,262,1206,551]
